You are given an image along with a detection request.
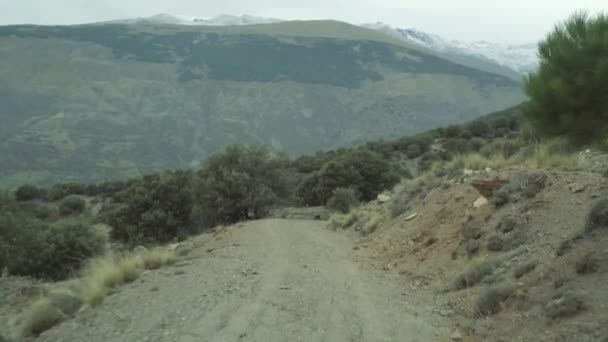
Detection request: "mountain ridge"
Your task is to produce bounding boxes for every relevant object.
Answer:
[100,13,537,74]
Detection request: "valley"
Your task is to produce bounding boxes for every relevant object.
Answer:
[0,20,524,186]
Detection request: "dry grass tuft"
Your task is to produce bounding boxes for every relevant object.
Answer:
[445,153,508,171]
[519,139,583,170]
[77,247,175,306]
[20,298,65,337]
[139,247,176,270]
[453,261,496,290]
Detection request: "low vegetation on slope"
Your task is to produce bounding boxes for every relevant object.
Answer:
[0,102,522,286]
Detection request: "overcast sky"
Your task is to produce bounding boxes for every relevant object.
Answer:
[0,0,605,44]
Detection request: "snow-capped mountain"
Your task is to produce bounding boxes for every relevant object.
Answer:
[106,13,283,26]
[106,14,537,74]
[362,22,538,74]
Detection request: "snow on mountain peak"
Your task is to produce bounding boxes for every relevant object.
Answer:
[108,14,537,74]
[119,13,283,26]
[362,21,538,74]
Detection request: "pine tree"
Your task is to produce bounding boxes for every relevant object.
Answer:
[524,12,608,147]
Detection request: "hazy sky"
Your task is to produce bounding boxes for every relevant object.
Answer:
[0,0,605,43]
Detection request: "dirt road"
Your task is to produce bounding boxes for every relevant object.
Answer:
[38,220,445,342]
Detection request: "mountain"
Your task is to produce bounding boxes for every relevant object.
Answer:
[108,14,538,73]
[362,22,538,74]
[105,13,283,26]
[0,20,525,187]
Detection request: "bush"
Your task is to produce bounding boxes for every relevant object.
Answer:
[15,185,47,202]
[77,247,175,306]
[406,144,422,159]
[575,252,600,274]
[389,187,418,218]
[20,298,65,337]
[326,188,359,213]
[59,195,86,216]
[514,261,538,279]
[469,120,491,138]
[106,170,195,244]
[585,198,608,233]
[298,148,399,206]
[524,12,608,147]
[194,145,287,228]
[444,125,462,138]
[2,216,107,280]
[453,261,496,290]
[545,290,586,319]
[486,235,504,252]
[48,183,88,201]
[475,286,514,316]
[465,240,481,258]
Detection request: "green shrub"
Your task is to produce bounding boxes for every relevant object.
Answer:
[59,195,86,216]
[514,261,538,279]
[469,120,490,138]
[1,214,107,280]
[406,144,422,159]
[524,12,608,147]
[444,125,462,138]
[48,183,88,201]
[106,170,195,244]
[194,145,286,228]
[326,188,360,213]
[15,185,47,202]
[298,148,399,206]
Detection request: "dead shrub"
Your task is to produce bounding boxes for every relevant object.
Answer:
[453,261,496,290]
[475,286,515,317]
[545,290,586,319]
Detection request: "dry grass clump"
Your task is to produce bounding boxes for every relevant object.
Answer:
[20,297,65,337]
[139,247,176,270]
[453,261,496,290]
[78,247,175,306]
[16,246,177,338]
[519,139,583,170]
[445,153,508,171]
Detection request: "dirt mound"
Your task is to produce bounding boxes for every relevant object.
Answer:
[356,168,608,341]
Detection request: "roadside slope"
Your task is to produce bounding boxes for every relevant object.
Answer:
[34,219,447,342]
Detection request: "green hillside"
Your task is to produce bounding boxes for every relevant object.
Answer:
[0,21,525,186]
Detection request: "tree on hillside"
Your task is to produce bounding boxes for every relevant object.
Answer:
[194,145,288,226]
[524,12,608,147]
[297,148,399,206]
[105,171,195,244]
